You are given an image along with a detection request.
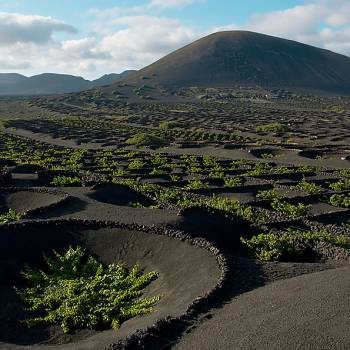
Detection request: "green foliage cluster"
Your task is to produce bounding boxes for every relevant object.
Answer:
[0,133,86,171]
[204,195,262,223]
[17,246,160,333]
[256,188,280,201]
[295,180,323,194]
[243,162,272,177]
[51,175,82,187]
[224,176,243,187]
[151,153,168,165]
[274,166,294,174]
[339,169,350,177]
[260,152,275,159]
[184,179,209,190]
[115,179,192,208]
[128,159,146,170]
[113,169,130,177]
[159,120,181,129]
[257,188,311,217]
[329,179,350,191]
[0,209,22,224]
[203,156,219,167]
[329,193,350,208]
[170,174,181,182]
[126,133,167,148]
[149,168,167,175]
[296,166,316,174]
[256,122,290,133]
[116,179,261,222]
[241,229,349,261]
[271,199,311,218]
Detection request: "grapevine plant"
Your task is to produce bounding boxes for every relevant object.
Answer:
[17,246,161,333]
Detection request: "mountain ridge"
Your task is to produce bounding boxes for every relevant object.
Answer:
[0,70,137,95]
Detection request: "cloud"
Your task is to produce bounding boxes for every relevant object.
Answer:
[324,1,350,26]
[0,59,31,70]
[98,15,198,70]
[246,4,324,39]
[62,38,111,60]
[215,0,350,57]
[149,0,204,9]
[0,12,77,45]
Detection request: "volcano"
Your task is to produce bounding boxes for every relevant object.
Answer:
[121,31,350,93]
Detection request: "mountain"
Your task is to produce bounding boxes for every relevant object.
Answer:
[0,73,27,85]
[121,31,350,94]
[0,70,136,95]
[91,71,136,87]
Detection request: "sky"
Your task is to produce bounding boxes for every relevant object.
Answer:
[0,0,350,79]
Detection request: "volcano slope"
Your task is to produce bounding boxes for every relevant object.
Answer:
[116,31,350,94]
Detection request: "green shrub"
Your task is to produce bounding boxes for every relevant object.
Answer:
[329,193,350,208]
[256,188,280,201]
[260,153,275,159]
[329,179,350,191]
[154,188,193,207]
[128,159,146,169]
[296,166,316,174]
[208,170,226,179]
[116,179,262,222]
[339,169,350,177]
[243,162,271,177]
[112,169,130,177]
[151,153,168,165]
[275,166,294,174]
[295,180,323,194]
[203,156,219,167]
[187,166,203,174]
[170,174,180,182]
[149,168,167,175]
[241,229,349,261]
[271,199,311,218]
[224,176,243,187]
[205,195,260,222]
[256,123,290,133]
[125,133,167,148]
[51,176,81,187]
[0,209,22,224]
[184,179,209,190]
[241,233,295,261]
[17,246,160,333]
[159,121,181,129]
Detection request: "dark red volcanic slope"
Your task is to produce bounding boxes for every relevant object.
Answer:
[121,31,350,93]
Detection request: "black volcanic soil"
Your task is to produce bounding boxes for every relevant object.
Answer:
[0,189,67,215]
[88,184,155,207]
[174,264,350,350]
[31,187,181,227]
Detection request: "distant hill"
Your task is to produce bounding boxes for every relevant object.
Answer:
[91,71,136,87]
[120,31,350,94]
[0,70,136,95]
